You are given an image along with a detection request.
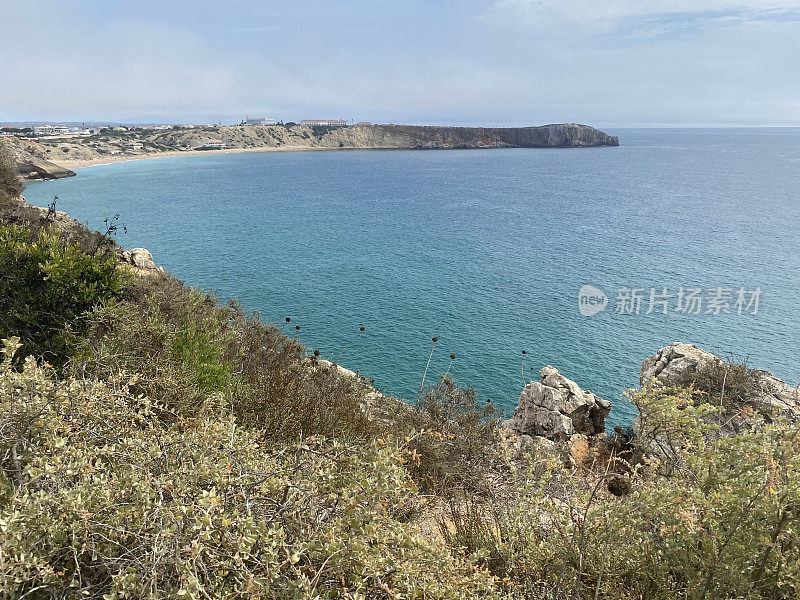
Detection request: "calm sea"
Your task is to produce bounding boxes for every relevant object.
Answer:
[23,128,800,426]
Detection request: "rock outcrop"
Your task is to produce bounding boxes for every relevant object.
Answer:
[124,248,156,270]
[1,138,75,180]
[640,342,800,424]
[640,342,716,389]
[506,366,611,441]
[121,247,164,274]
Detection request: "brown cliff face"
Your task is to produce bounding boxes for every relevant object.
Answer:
[142,122,618,151]
[335,123,620,149]
[2,139,76,180]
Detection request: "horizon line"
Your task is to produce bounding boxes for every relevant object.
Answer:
[2,119,800,129]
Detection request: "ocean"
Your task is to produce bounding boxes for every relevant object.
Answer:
[22,128,800,426]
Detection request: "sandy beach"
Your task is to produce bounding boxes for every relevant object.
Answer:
[57,145,324,170]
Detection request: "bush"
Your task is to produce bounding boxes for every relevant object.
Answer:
[74,274,377,441]
[74,279,234,419]
[397,377,502,495]
[0,143,22,202]
[0,223,127,365]
[0,340,501,600]
[688,355,769,419]
[436,385,800,599]
[226,314,376,442]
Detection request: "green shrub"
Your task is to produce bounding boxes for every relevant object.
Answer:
[0,224,127,365]
[74,275,376,441]
[75,282,234,418]
[0,340,501,600]
[437,386,800,599]
[0,143,23,202]
[397,377,502,495]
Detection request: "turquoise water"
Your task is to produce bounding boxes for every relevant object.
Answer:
[23,128,800,426]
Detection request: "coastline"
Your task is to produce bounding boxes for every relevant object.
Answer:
[57,145,327,170]
[7,123,620,179]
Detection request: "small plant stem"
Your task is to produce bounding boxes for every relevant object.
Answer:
[435,357,455,396]
[594,498,619,600]
[420,341,436,392]
[336,327,364,363]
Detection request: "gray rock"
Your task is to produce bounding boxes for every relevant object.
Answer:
[128,248,156,270]
[639,342,800,423]
[640,342,717,388]
[506,366,611,441]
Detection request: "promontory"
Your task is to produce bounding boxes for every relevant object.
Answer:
[3,122,619,180]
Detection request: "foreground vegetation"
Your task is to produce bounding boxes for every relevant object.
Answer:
[1,150,799,599]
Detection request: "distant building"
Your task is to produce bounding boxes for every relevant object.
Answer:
[241,117,277,126]
[356,122,372,126]
[32,125,70,136]
[300,119,347,127]
[123,143,144,151]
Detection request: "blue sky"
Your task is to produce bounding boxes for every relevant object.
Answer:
[2,0,799,126]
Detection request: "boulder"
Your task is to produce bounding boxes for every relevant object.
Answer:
[640,342,717,388]
[506,366,611,441]
[640,342,800,423]
[128,248,157,270]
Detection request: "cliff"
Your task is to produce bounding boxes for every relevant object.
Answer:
[5,123,618,180]
[1,138,76,180]
[146,122,619,151]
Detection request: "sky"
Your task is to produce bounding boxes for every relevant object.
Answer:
[1,0,799,126]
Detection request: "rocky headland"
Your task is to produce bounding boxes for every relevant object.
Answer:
[3,122,619,180]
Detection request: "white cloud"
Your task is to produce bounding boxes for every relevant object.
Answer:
[0,0,798,125]
[489,0,800,32]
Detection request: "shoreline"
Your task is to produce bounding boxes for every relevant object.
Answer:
[9,123,620,179]
[57,145,329,170]
[56,141,619,172]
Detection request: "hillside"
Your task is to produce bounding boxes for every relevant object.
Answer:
[4,123,619,180]
[4,149,799,600]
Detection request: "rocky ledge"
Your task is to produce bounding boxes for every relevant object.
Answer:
[640,341,799,433]
[1,138,76,180]
[505,342,798,459]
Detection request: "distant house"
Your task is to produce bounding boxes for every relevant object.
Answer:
[356,122,372,126]
[300,119,347,127]
[241,117,277,126]
[123,143,144,151]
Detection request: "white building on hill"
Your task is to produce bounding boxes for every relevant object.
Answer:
[32,125,71,136]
